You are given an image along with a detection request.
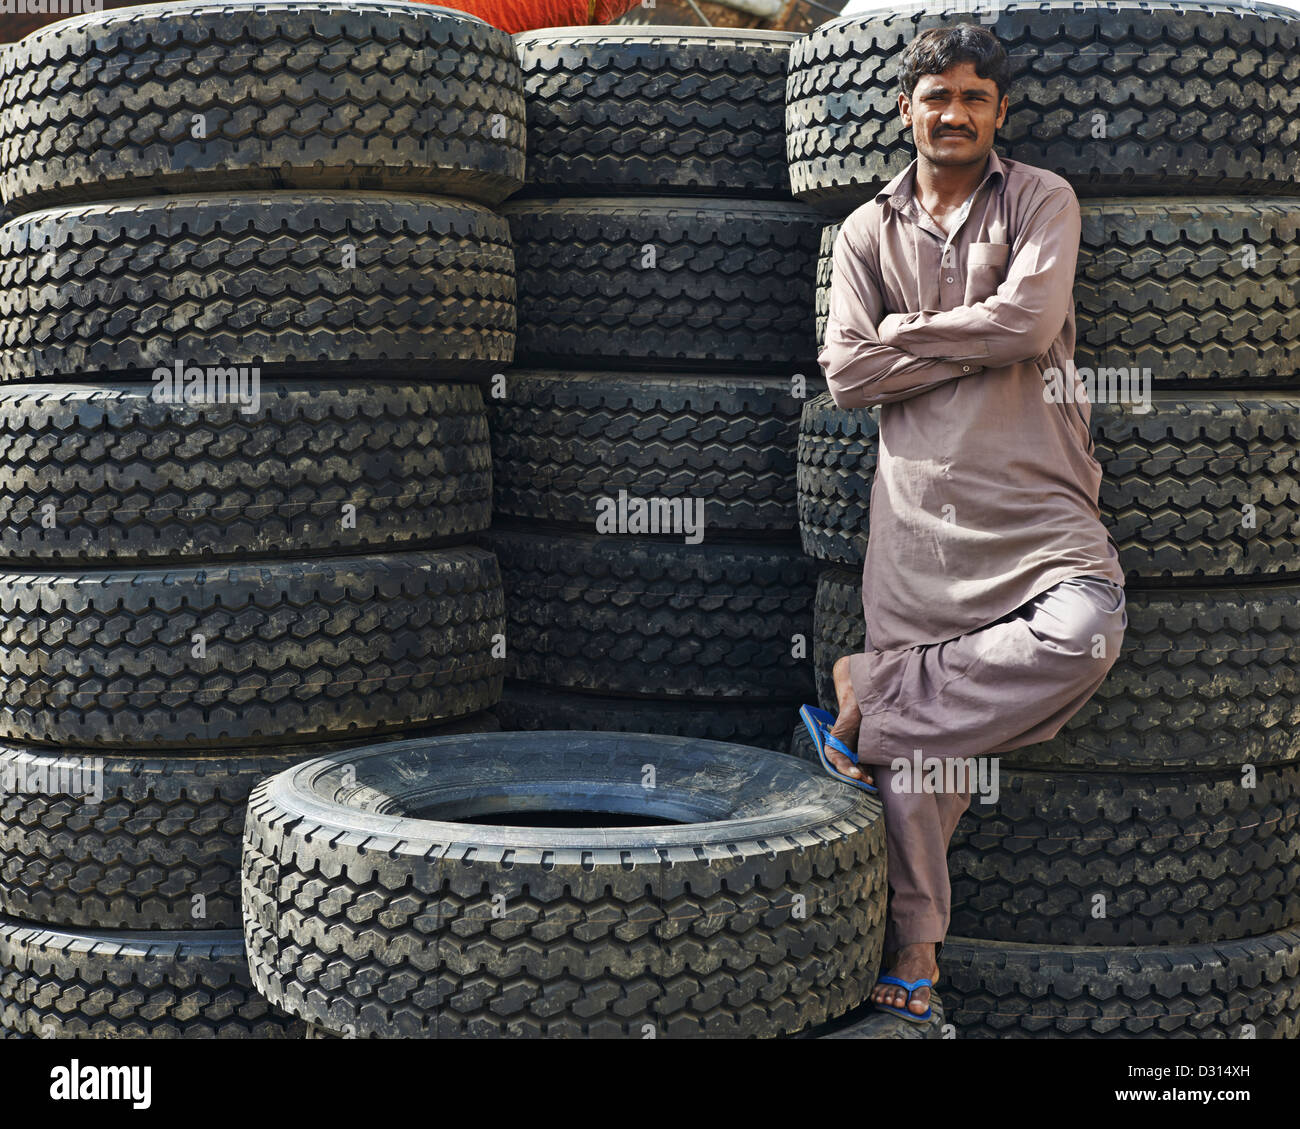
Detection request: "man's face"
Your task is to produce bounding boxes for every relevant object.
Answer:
[899,61,1008,167]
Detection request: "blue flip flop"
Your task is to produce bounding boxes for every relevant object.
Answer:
[798,704,878,794]
[873,975,934,1024]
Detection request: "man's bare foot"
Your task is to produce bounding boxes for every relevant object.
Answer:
[871,943,939,1017]
[827,654,872,786]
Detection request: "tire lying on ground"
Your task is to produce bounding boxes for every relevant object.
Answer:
[0,381,492,563]
[242,731,887,1038]
[514,28,797,197]
[813,569,1300,769]
[0,918,302,1038]
[501,197,824,369]
[798,393,1300,579]
[0,193,515,381]
[495,681,795,751]
[490,370,807,534]
[787,1,1300,211]
[0,0,525,211]
[948,766,1300,946]
[488,526,816,701]
[804,994,945,1040]
[0,712,499,932]
[0,548,504,748]
[941,928,1300,1038]
[816,201,1300,386]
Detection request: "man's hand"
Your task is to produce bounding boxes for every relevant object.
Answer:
[828,655,872,786]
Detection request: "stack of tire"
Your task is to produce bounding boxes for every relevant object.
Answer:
[487,28,828,751]
[0,0,519,1038]
[788,1,1300,1036]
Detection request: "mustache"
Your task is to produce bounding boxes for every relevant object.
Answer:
[934,129,974,137]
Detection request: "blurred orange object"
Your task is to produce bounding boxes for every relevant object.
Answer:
[0,0,645,45]
[428,0,645,33]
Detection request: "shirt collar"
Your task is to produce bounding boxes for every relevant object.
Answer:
[875,148,1007,212]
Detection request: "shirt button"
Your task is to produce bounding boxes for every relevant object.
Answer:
[962,365,971,372]
[946,276,955,283]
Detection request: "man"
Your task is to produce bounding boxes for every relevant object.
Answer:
[816,23,1128,1021]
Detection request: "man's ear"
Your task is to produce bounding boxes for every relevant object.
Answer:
[996,94,1009,129]
[899,91,912,126]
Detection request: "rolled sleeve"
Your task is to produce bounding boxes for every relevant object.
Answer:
[877,189,1081,367]
[818,219,983,410]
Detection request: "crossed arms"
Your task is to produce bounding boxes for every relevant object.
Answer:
[816,187,1082,410]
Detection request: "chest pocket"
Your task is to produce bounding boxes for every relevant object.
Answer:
[965,241,1010,304]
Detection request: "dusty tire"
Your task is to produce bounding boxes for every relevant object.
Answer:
[948,766,1300,946]
[0,1,525,211]
[1074,200,1300,386]
[812,221,835,345]
[501,197,824,369]
[0,380,491,563]
[488,526,816,701]
[514,28,797,197]
[0,192,514,381]
[941,928,1300,1038]
[812,568,865,712]
[797,393,1300,580]
[817,200,1300,386]
[490,371,805,533]
[242,730,887,1038]
[495,681,794,752]
[0,713,498,932]
[0,919,302,1038]
[0,548,505,748]
[813,569,1300,769]
[805,994,945,1039]
[787,2,1300,211]
[796,393,876,567]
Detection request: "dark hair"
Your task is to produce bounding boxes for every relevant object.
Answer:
[898,24,1011,105]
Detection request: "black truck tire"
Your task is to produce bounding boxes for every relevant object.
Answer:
[242,730,887,1038]
[0,380,491,563]
[941,928,1300,1038]
[0,918,302,1038]
[495,681,794,751]
[813,569,1300,770]
[0,713,498,932]
[488,525,816,700]
[0,548,505,748]
[816,200,1300,387]
[0,192,515,381]
[796,393,877,567]
[0,1,525,211]
[798,393,1300,580]
[501,196,824,369]
[787,2,1300,211]
[805,994,945,1040]
[948,766,1300,946]
[514,28,797,197]
[489,370,804,533]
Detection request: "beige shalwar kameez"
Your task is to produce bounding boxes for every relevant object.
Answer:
[816,149,1128,948]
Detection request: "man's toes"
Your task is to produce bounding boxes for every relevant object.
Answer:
[908,990,929,1015]
[827,751,862,779]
